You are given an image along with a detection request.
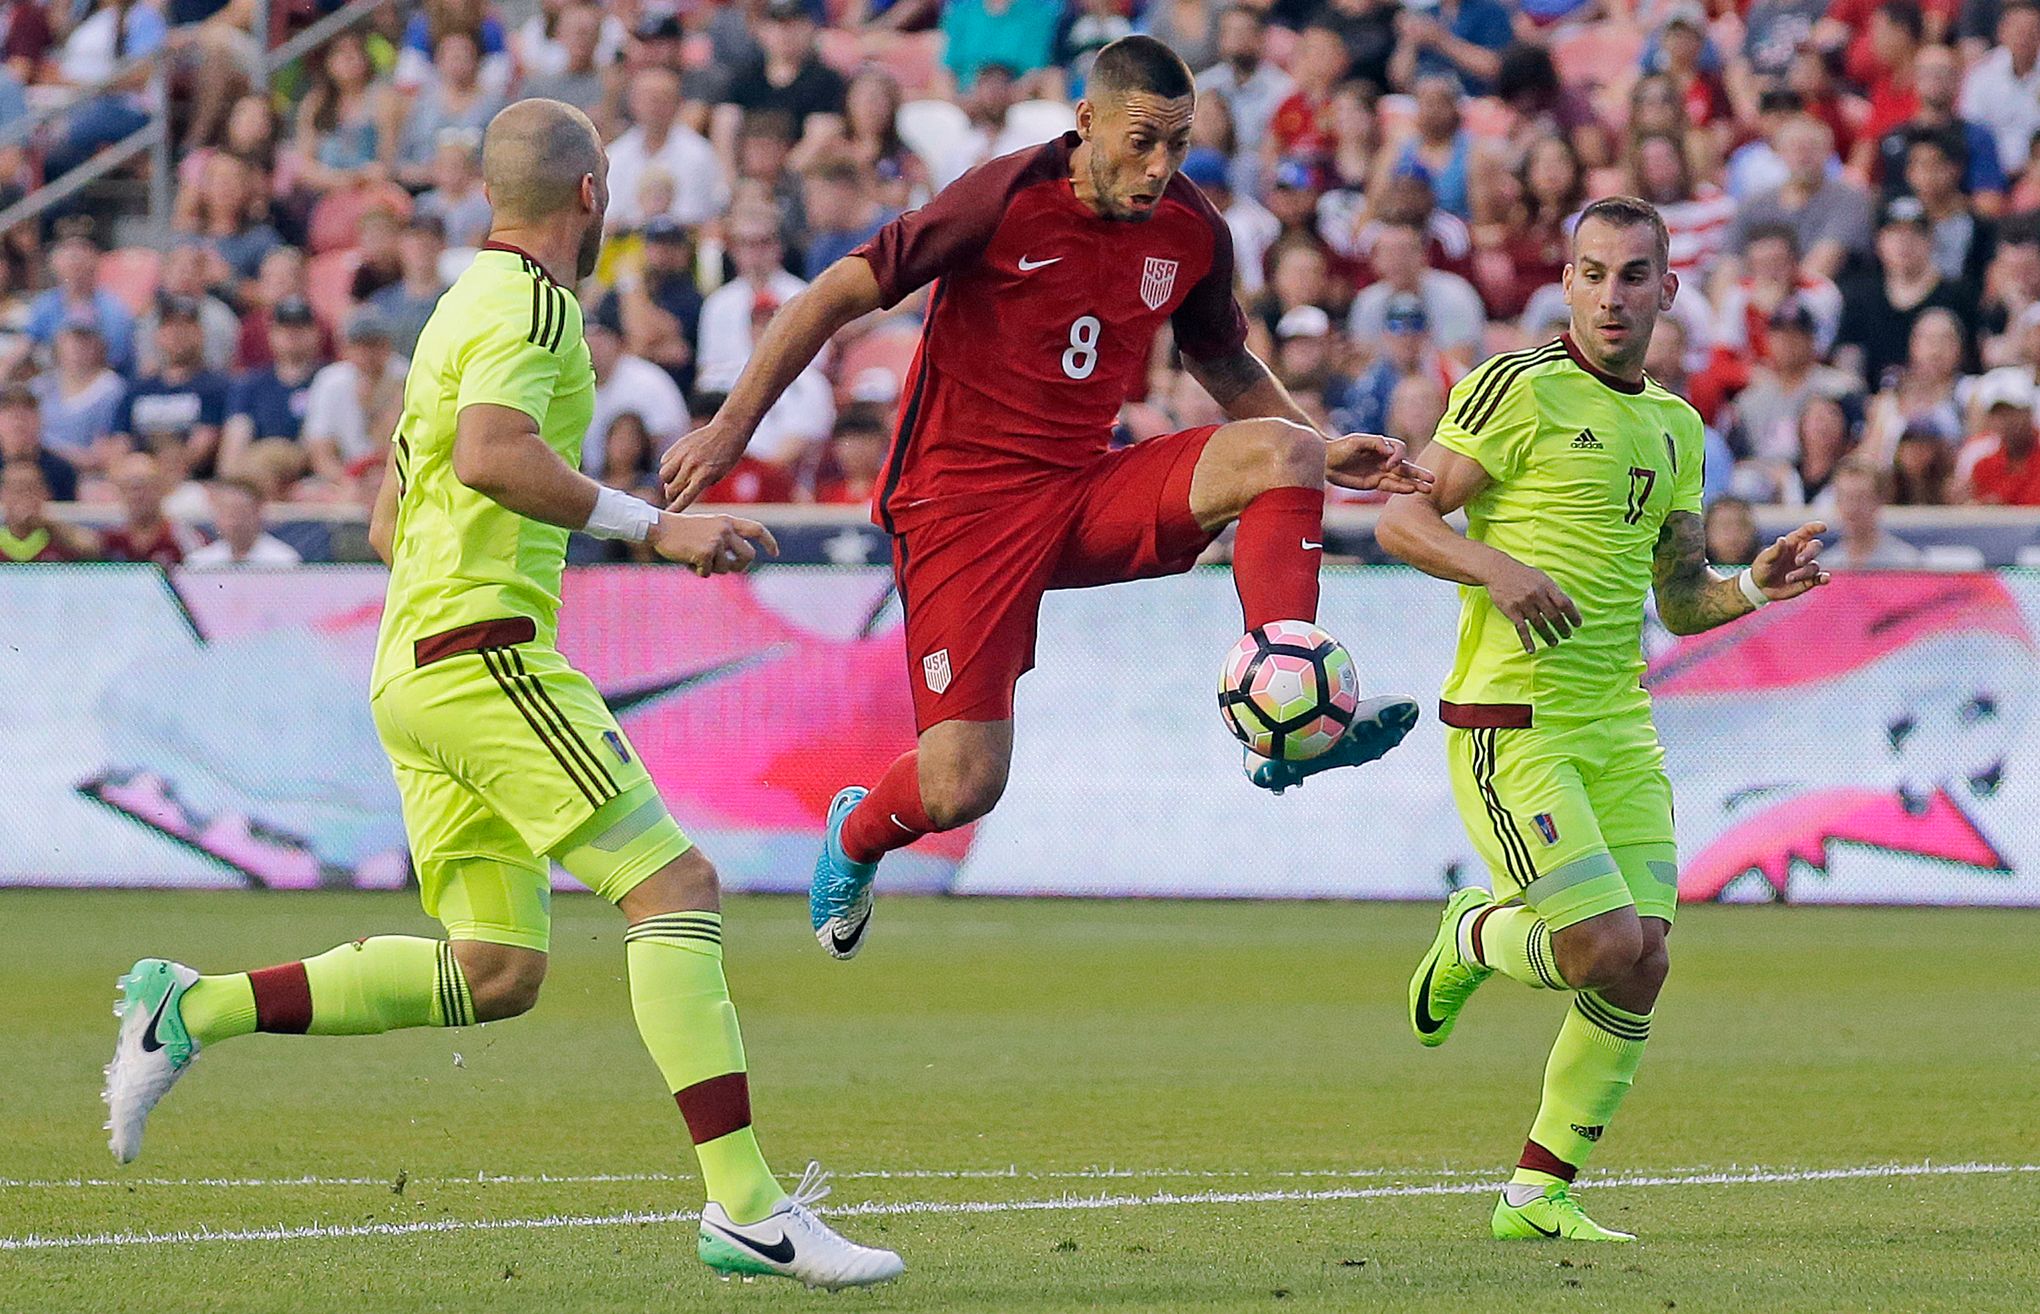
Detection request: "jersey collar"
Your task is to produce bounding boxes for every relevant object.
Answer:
[481,240,560,286]
[1560,333,1646,395]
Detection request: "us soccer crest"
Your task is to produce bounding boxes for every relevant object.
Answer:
[1140,257,1179,310]
[923,648,953,695]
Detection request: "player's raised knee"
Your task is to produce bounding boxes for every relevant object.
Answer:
[454,943,549,1021]
[920,761,1008,830]
[1219,418,1324,493]
[1554,915,1646,991]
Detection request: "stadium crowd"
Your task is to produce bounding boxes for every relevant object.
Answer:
[2,0,2040,568]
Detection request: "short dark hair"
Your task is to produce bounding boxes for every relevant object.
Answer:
[1745,220,1802,256]
[1572,195,1671,271]
[1087,35,1195,103]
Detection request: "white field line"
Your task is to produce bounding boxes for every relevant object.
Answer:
[0,1166,1490,1190]
[1,1161,2032,1253]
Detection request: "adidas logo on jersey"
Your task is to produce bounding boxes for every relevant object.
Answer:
[1570,1123,1606,1142]
[1571,430,1604,450]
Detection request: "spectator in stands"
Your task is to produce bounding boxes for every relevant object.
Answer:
[1902,135,1995,289]
[718,0,849,171]
[1713,223,1844,364]
[1785,43,1855,162]
[1387,0,1512,95]
[135,239,239,375]
[1892,422,1959,503]
[395,29,504,189]
[1774,393,1858,506]
[395,0,513,97]
[1384,371,1447,449]
[1839,198,1976,389]
[1645,316,1736,495]
[1961,0,2040,176]
[599,216,704,397]
[1139,0,1224,74]
[220,298,326,498]
[414,128,491,249]
[1647,4,1733,139]
[1829,457,1925,567]
[801,159,888,281]
[1062,0,1136,93]
[32,321,124,479]
[518,2,610,110]
[45,0,167,180]
[696,202,834,475]
[1347,221,1485,363]
[1198,5,1294,198]
[1847,2,1932,180]
[688,389,800,503]
[598,411,664,500]
[1878,42,2006,210]
[348,206,405,302]
[1385,76,1473,220]
[369,215,448,358]
[1350,164,1475,281]
[27,230,136,376]
[1182,147,1278,296]
[584,301,688,480]
[1266,24,1348,183]
[116,295,230,480]
[100,451,202,565]
[1253,236,1332,347]
[177,152,283,282]
[1861,306,1970,464]
[1472,135,1581,319]
[841,68,930,209]
[1724,88,1805,203]
[186,478,301,568]
[1956,367,2040,502]
[1733,299,1861,463]
[1491,40,1608,169]
[1332,292,1444,435]
[0,0,52,84]
[731,111,807,245]
[1703,495,1761,565]
[236,247,332,371]
[1725,115,1874,284]
[1980,216,2040,364]
[0,461,95,562]
[940,0,1063,94]
[292,28,394,193]
[1627,130,1736,288]
[812,402,890,505]
[1272,303,1335,393]
[608,66,728,231]
[1265,156,1328,251]
[303,310,406,496]
[0,385,74,503]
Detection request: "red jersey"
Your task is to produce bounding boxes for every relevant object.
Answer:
[851,132,1247,532]
[1964,434,2040,505]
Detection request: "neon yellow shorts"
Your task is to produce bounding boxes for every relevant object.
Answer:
[1446,713,1678,931]
[371,634,692,951]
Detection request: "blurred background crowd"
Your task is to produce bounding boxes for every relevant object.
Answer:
[3,0,2040,569]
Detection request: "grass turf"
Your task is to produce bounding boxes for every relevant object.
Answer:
[2,892,2036,1312]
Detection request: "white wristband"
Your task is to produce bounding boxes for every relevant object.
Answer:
[1736,568,1772,610]
[585,485,660,543]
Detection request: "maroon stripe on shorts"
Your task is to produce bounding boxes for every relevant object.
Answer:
[675,1072,753,1145]
[413,616,536,667]
[249,961,313,1034]
[1517,1138,1578,1182]
[1439,700,1534,729]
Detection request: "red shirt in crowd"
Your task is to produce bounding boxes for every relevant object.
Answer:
[1965,434,2040,505]
[701,457,797,504]
[102,520,202,567]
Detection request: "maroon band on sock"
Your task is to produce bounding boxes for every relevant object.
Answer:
[249,961,313,1034]
[1517,1138,1578,1182]
[675,1071,753,1144]
[1470,904,1500,964]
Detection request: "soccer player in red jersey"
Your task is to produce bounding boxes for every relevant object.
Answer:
[664,36,1431,958]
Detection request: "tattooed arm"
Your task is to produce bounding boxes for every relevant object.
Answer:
[1182,346,1434,495]
[1652,511,1831,635]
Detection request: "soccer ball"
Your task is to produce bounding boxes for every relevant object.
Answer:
[1217,621,1361,761]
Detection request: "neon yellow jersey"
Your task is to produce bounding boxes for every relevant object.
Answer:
[1430,335,1705,728]
[372,243,595,693]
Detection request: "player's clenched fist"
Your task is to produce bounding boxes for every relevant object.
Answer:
[1748,519,1830,601]
[661,421,751,510]
[1484,556,1583,653]
[650,512,780,577]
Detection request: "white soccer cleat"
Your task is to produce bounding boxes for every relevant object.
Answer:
[103,958,201,1164]
[696,1162,904,1289]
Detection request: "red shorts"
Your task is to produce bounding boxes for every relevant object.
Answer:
[892,425,1220,731]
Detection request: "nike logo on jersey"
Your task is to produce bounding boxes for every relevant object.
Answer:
[707,1219,797,1264]
[139,993,173,1053]
[1301,539,1323,551]
[1017,254,1061,271]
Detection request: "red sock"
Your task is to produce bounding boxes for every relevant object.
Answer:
[840,751,935,863]
[1232,485,1323,629]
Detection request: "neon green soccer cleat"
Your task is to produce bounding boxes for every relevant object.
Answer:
[1409,887,1495,1047]
[1491,1184,1637,1242]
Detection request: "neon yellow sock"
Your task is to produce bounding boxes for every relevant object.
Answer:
[625,912,782,1224]
[1466,903,1569,990]
[1516,992,1652,1183]
[180,937,473,1047]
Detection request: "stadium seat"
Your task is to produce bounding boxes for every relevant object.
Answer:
[305,248,363,333]
[993,99,1077,158]
[1551,24,1644,89]
[896,98,972,182]
[835,326,922,403]
[306,182,413,256]
[96,247,161,314]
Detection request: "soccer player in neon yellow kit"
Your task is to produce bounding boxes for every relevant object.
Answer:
[1379,197,1831,1241]
[100,99,902,1290]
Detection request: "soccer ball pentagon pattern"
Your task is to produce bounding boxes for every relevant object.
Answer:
[1217,621,1362,761]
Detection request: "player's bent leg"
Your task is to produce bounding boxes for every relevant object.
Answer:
[446,940,548,1021]
[1188,418,1326,631]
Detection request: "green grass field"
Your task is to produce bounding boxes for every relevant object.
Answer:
[3,892,2036,1313]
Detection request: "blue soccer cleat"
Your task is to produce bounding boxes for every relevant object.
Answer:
[1247,695,1421,795]
[811,786,879,959]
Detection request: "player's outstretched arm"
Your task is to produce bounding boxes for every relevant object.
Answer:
[662,257,886,509]
[1182,346,1433,494]
[1378,443,1582,653]
[1653,512,1829,635]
